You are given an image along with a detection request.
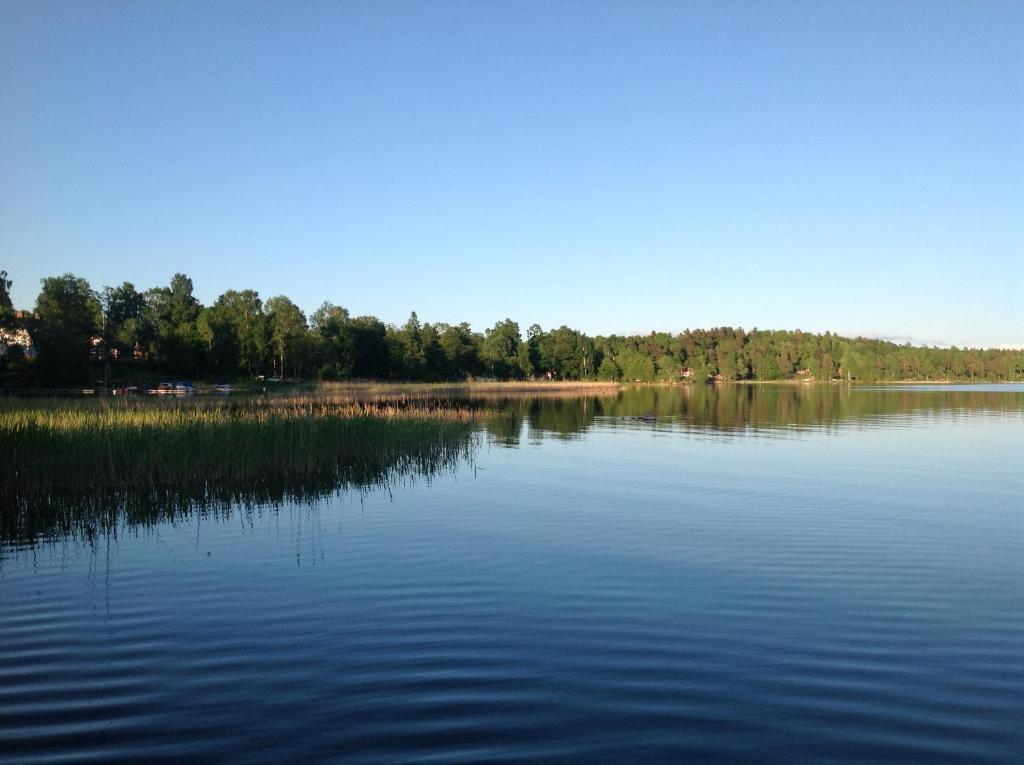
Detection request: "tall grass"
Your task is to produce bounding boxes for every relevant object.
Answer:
[0,396,481,542]
[309,379,622,399]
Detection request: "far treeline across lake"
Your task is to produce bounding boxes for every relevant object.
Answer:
[1,270,1021,387]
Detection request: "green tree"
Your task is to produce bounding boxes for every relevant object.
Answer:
[537,326,595,379]
[437,322,479,379]
[597,355,621,380]
[197,307,233,378]
[525,324,543,375]
[311,302,350,336]
[618,349,656,381]
[141,274,204,375]
[34,273,101,382]
[387,312,426,379]
[206,289,268,376]
[310,302,354,378]
[348,316,389,378]
[420,323,445,379]
[516,339,534,378]
[266,295,308,378]
[480,318,523,379]
[101,282,145,355]
[0,269,12,322]
[716,338,743,380]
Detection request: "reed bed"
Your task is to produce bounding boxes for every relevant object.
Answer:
[0,395,483,542]
[311,380,622,400]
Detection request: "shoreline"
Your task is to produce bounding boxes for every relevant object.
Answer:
[3,378,1021,400]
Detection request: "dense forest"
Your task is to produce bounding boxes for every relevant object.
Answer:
[1,270,1021,386]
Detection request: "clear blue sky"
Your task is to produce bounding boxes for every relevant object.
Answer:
[2,1,1021,348]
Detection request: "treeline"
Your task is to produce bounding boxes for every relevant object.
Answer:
[1,270,1021,385]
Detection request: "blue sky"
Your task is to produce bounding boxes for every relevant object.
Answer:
[2,1,1021,348]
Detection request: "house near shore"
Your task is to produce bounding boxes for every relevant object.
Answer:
[89,335,112,360]
[0,326,37,360]
[89,335,125,360]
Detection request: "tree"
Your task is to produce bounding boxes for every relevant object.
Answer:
[480,319,522,378]
[141,274,204,375]
[597,355,621,380]
[618,349,655,381]
[716,338,742,380]
[516,339,534,378]
[525,324,543,375]
[102,282,145,329]
[420,323,446,379]
[437,322,479,379]
[0,270,14,370]
[387,312,426,379]
[101,282,145,355]
[206,290,268,376]
[311,302,355,378]
[34,273,101,382]
[266,295,307,378]
[197,307,234,378]
[348,316,388,378]
[537,326,594,379]
[15,268,1024,385]
[311,302,350,336]
[0,270,12,322]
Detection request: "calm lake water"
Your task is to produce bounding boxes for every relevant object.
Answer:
[2,385,1023,763]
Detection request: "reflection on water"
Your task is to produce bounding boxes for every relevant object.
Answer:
[484,383,1024,442]
[1,434,475,547]
[1,385,1022,763]
[3,385,1023,546]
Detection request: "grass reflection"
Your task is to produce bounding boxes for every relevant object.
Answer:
[1,396,479,543]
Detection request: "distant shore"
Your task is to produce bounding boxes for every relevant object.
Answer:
[3,378,1021,400]
[727,378,1022,386]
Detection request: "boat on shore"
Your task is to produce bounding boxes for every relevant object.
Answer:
[149,381,194,396]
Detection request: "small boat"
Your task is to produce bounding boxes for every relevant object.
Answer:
[151,382,176,395]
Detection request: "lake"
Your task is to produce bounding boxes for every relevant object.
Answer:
[2,384,1022,763]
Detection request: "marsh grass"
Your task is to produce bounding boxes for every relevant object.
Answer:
[310,380,622,399]
[0,395,484,542]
